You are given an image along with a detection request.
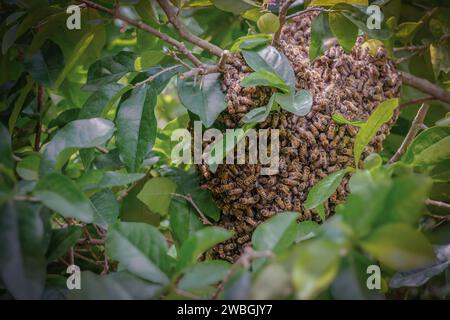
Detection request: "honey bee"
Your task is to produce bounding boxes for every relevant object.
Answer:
[220,183,235,192]
[199,164,211,179]
[298,128,316,145]
[337,155,349,164]
[237,235,250,244]
[228,188,243,196]
[278,184,291,195]
[243,175,257,187]
[240,197,258,205]
[282,178,299,186]
[319,133,329,147]
[275,196,286,209]
[346,124,358,137]
[261,209,275,218]
[271,113,279,128]
[224,243,236,252]
[245,217,258,227]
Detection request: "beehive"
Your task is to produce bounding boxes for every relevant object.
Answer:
[199,11,401,262]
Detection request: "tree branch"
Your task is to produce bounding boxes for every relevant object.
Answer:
[426,199,450,210]
[79,0,202,67]
[287,7,337,20]
[34,84,44,151]
[399,96,435,109]
[401,71,450,105]
[388,103,429,164]
[156,0,223,57]
[171,193,213,225]
[272,0,296,46]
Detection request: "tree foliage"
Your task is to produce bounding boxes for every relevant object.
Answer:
[0,0,449,300]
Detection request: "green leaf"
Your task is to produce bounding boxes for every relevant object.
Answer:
[241,70,290,93]
[305,167,353,210]
[0,202,46,299]
[177,73,226,128]
[8,76,33,133]
[242,46,296,89]
[106,222,172,284]
[361,224,435,271]
[328,12,358,52]
[252,212,298,270]
[54,30,95,89]
[34,173,96,223]
[430,42,450,78]
[395,22,422,45]
[91,189,120,228]
[354,98,398,166]
[213,0,257,14]
[40,118,115,176]
[177,227,234,271]
[242,92,276,123]
[68,271,165,300]
[309,0,368,5]
[293,238,341,299]
[24,40,64,88]
[137,177,177,216]
[332,114,365,127]
[275,90,313,116]
[390,244,450,288]
[230,34,272,52]
[252,212,298,253]
[331,251,384,300]
[0,123,13,170]
[84,51,136,91]
[169,197,203,247]
[309,13,332,61]
[120,178,161,226]
[402,126,450,167]
[116,84,157,172]
[16,154,40,181]
[134,51,165,71]
[78,83,128,120]
[46,226,82,262]
[79,171,145,191]
[296,221,320,243]
[332,3,392,40]
[178,260,231,291]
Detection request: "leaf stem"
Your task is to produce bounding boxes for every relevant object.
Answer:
[171,192,213,225]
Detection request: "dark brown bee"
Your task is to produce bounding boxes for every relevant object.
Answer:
[282,178,299,186]
[220,183,235,192]
[346,124,358,137]
[275,196,286,210]
[224,243,236,252]
[271,113,280,128]
[243,175,257,187]
[245,217,258,227]
[228,188,243,196]
[240,197,258,205]
[278,184,290,195]
[237,235,250,245]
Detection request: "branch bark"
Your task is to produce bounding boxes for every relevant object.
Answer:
[388,103,429,164]
[401,71,450,105]
[171,193,213,225]
[156,0,223,57]
[426,199,450,210]
[399,96,435,109]
[272,0,296,46]
[34,84,44,151]
[80,0,202,67]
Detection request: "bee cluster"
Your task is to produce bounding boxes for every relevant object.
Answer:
[200,11,401,263]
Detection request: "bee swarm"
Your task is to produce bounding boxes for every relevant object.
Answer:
[200,11,401,263]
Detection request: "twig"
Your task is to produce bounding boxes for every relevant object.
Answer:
[69,247,75,265]
[401,71,450,105]
[287,7,337,20]
[395,51,419,65]
[34,84,44,151]
[79,0,202,67]
[14,195,40,202]
[156,0,223,57]
[95,146,109,154]
[394,45,427,53]
[73,251,102,266]
[399,96,435,109]
[135,64,182,87]
[212,247,273,299]
[388,103,429,164]
[167,50,193,70]
[174,289,201,299]
[426,199,450,210]
[272,0,296,46]
[101,247,109,275]
[171,193,213,225]
[179,64,220,80]
[77,238,105,245]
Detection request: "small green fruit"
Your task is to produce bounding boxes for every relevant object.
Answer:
[257,13,280,34]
